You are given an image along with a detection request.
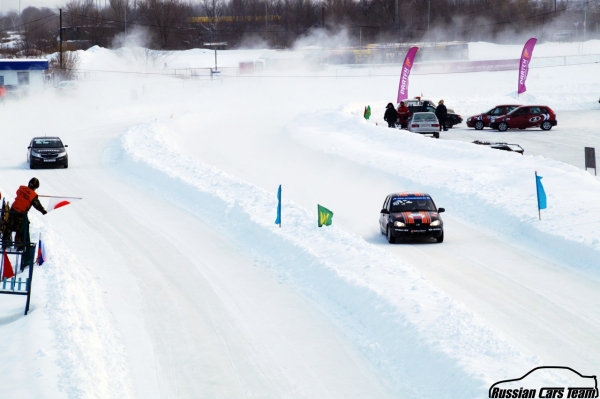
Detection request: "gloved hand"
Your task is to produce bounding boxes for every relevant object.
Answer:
[42,210,47,215]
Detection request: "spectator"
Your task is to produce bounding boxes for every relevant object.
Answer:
[435,99,448,131]
[384,103,397,128]
[397,101,411,129]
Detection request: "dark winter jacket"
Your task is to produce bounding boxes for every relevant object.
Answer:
[435,104,448,121]
[384,107,397,124]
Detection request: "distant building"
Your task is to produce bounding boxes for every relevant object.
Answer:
[0,59,49,91]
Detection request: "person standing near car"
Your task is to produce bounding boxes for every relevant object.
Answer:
[1,178,47,243]
[397,101,411,129]
[436,99,448,131]
[384,103,397,128]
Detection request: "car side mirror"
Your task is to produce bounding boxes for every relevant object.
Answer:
[438,208,445,213]
[65,145,68,147]
[380,209,389,214]
[27,146,31,149]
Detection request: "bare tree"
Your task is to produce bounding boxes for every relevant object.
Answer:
[137,0,190,48]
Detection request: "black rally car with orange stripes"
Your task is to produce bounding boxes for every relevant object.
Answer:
[379,192,445,243]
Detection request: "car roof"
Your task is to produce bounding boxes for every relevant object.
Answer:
[493,104,521,107]
[388,192,431,198]
[32,136,62,140]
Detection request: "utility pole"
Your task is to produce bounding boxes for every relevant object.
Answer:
[584,1,587,42]
[427,0,431,42]
[59,8,63,74]
[395,0,399,29]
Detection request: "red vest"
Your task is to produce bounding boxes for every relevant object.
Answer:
[12,186,37,213]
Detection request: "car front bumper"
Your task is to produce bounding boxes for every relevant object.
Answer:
[30,156,68,167]
[391,226,443,239]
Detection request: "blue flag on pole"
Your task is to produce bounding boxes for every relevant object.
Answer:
[535,173,547,210]
[275,185,281,225]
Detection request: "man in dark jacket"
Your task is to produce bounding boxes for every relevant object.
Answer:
[384,103,397,128]
[2,178,47,242]
[435,99,448,131]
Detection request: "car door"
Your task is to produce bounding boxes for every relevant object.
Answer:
[526,106,544,127]
[486,107,504,125]
[380,196,390,232]
[507,107,529,128]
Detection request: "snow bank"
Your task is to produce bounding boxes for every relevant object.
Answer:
[291,109,600,276]
[113,122,555,398]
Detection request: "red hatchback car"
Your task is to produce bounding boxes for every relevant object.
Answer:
[489,105,557,131]
[466,104,520,130]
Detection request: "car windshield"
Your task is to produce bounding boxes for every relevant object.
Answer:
[414,114,437,122]
[33,138,63,148]
[390,196,436,212]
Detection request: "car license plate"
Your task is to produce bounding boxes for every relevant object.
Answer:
[43,159,56,162]
[421,124,431,127]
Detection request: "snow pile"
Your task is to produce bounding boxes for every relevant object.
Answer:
[114,122,553,397]
[290,109,600,274]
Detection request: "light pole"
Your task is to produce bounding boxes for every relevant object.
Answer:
[427,0,431,43]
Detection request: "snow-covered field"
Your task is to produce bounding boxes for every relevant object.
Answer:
[1,41,599,399]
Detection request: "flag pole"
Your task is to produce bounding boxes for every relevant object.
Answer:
[535,171,541,220]
[279,187,282,228]
[37,195,83,199]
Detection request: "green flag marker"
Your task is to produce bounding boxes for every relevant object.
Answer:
[364,105,371,120]
[318,205,334,227]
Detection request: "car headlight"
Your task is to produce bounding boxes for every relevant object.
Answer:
[31,151,43,158]
[393,221,405,227]
[57,151,67,157]
[467,117,472,122]
[430,220,441,227]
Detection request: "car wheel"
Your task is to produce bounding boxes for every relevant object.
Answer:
[540,121,552,131]
[434,132,440,139]
[436,232,444,243]
[474,120,484,130]
[387,226,396,244]
[29,161,35,170]
[445,120,453,129]
[498,122,509,132]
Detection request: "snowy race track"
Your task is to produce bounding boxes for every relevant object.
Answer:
[1,43,600,399]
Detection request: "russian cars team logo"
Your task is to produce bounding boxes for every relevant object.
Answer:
[529,116,542,123]
[489,366,598,398]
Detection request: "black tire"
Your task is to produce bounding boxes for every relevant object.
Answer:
[387,226,396,244]
[474,120,484,130]
[498,122,508,132]
[434,132,440,139]
[64,162,68,169]
[436,232,444,243]
[540,121,553,131]
[29,161,35,170]
[445,120,453,129]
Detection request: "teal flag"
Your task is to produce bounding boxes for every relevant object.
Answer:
[275,185,281,225]
[535,173,546,210]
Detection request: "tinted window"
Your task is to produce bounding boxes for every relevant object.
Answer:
[510,107,527,116]
[426,106,436,113]
[32,138,63,148]
[390,196,436,212]
[530,107,542,114]
[507,106,519,113]
[490,107,504,115]
[414,113,437,121]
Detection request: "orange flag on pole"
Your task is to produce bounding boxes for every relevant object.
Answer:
[2,251,15,280]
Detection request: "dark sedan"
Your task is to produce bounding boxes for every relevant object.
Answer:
[27,137,69,169]
[379,192,445,243]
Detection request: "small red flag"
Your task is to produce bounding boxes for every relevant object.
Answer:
[2,251,15,280]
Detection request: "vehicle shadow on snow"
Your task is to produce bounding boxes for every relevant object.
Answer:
[364,231,440,245]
